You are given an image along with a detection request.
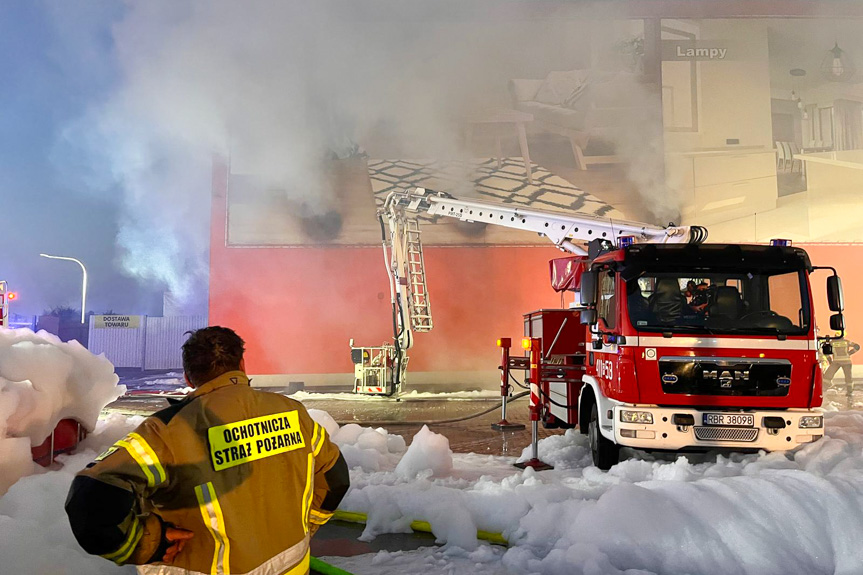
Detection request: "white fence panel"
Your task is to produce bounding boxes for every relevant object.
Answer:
[88,315,146,368]
[144,316,208,370]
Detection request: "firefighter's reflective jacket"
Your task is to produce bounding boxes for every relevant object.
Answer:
[65,371,350,575]
[831,338,860,364]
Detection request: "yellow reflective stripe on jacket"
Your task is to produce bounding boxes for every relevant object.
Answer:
[301,452,314,533]
[312,424,326,457]
[195,482,231,575]
[309,423,321,456]
[101,514,143,564]
[118,433,167,487]
[309,508,333,525]
[283,549,310,575]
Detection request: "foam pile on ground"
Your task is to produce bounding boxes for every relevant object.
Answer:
[308,409,406,472]
[336,411,863,573]
[3,377,863,574]
[0,328,125,495]
[0,413,140,574]
[394,425,453,479]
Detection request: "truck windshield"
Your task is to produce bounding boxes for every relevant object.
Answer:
[627,270,810,335]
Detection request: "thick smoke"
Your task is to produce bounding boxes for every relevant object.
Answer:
[608,80,682,225]
[54,3,682,307]
[55,2,496,305]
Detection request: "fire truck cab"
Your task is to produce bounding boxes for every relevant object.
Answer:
[545,240,843,468]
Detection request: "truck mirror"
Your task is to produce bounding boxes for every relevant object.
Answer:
[827,276,844,312]
[830,313,845,332]
[580,309,597,325]
[580,271,598,306]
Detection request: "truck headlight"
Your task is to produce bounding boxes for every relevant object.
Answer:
[799,416,823,429]
[620,410,653,424]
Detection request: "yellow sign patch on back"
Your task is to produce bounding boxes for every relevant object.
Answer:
[208,411,305,471]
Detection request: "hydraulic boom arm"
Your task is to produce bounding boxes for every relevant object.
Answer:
[385,187,707,255]
[351,187,706,395]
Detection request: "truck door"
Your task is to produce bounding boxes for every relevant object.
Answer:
[592,268,623,399]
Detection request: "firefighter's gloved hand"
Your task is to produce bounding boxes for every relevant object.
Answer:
[162,527,194,563]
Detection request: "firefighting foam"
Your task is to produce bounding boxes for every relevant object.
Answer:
[0,328,124,496]
[3,383,863,574]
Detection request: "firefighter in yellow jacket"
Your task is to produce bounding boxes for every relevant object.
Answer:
[65,326,350,574]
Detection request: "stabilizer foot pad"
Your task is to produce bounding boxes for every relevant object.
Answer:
[514,458,553,471]
[491,421,526,431]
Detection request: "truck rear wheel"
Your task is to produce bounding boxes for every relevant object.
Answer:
[589,401,620,470]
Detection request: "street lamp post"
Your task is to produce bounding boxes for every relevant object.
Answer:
[39,254,88,324]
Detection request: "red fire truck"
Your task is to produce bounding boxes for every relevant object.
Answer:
[353,188,844,469]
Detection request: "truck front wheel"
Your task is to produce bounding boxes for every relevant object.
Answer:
[588,401,620,470]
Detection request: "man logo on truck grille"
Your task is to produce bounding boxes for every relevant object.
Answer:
[703,369,749,388]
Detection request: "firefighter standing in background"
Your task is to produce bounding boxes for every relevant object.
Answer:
[825,334,860,398]
[65,326,350,574]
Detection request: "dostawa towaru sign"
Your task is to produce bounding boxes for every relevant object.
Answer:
[208,411,306,471]
[93,315,143,329]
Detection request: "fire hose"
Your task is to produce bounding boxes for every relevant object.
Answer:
[332,391,529,427]
[310,556,354,575]
[332,510,508,546]
[308,509,511,574]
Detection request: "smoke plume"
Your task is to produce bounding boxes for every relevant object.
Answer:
[54,2,684,307]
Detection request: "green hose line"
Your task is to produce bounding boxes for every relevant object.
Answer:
[310,556,355,575]
[332,510,509,546]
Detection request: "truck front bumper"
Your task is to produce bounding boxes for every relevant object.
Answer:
[612,405,824,451]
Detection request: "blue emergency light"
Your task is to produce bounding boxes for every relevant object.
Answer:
[770,239,792,246]
[618,236,635,248]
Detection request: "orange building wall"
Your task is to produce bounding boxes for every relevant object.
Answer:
[800,244,863,364]
[208,161,562,377]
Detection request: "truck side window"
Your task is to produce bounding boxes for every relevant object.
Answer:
[767,271,803,326]
[597,270,616,329]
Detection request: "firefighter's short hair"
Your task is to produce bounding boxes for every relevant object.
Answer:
[182,326,246,386]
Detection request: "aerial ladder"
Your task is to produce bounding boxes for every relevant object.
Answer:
[350,187,707,395]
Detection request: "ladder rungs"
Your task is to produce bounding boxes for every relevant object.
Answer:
[405,219,432,330]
